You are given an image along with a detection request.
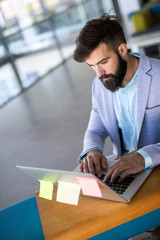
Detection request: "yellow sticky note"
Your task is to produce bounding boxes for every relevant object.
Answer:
[39,180,54,200]
[56,181,81,205]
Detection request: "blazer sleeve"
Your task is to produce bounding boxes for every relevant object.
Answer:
[140,144,160,167]
[136,55,160,168]
[78,79,108,163]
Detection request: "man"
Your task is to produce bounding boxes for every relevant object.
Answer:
[73,14,160,184]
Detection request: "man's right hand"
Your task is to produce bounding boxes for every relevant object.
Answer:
[80,149,107,177]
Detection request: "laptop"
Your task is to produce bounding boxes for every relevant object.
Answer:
[16,158,153,203]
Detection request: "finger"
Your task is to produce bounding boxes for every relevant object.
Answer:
[80,162,84,172]
[103,163,124,183]
[101,156,107,169]
[85,154,101,176]
[110,168,121,183]
[103,168,114,182]
[119,170,131,182]
[88,159,95,175]
[110,162,130,182]
[84,158,89,173]
[103,161,119,182]
[94,158,102,177]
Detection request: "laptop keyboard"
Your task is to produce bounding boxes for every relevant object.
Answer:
[97,174,135,194]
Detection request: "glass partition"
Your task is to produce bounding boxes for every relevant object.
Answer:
[53,5,85,60]
[0,42,6,58]
[6,19,63,88]
[15,48,62,88]
[0,63,21,107]
[0,0,115,107]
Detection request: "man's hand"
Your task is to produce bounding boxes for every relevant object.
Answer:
[103,151,145,183]
[80,150,107,177]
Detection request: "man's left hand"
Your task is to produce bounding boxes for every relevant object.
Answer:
[103,151,145,183]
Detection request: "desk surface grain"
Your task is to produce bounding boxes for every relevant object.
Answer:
[35,167,160,240]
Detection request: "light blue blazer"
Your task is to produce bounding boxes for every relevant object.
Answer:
[79,53,160,167]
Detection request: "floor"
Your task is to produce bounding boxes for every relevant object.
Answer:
[0,56,113,209]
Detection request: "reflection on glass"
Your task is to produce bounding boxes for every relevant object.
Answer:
[0,64,21,106]
[6,21,56,55]
[6,18,63,88]
[0,43,6,58]
[0,0,115,106]
[15,49,62,88]
[55,0,115,59]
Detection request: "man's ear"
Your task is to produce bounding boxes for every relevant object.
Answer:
[118,43,128,58]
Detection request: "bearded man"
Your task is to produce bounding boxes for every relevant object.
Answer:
[73,14,160,184]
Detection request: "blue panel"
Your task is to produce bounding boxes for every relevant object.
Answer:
[89,222,131,240]
[130,208,160,237]
[89,208,160,240]
[0,196,44,240]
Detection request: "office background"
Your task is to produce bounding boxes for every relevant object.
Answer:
[0,0,160,209]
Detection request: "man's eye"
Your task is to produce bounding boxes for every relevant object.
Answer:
[101,60,108,65]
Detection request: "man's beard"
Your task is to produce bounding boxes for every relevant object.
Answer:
[99,53,127,92]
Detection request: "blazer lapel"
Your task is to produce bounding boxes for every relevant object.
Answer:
[137,54,152,143]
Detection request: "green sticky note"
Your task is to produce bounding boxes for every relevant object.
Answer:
[39,180,54,200]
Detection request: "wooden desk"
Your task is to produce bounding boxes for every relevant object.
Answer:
[35,167,160,240]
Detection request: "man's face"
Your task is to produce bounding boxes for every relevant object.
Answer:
[86,43,127,92]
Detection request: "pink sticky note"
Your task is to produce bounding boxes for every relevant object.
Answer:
[76,177,102,198]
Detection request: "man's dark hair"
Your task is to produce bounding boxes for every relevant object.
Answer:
[73,14,126,62]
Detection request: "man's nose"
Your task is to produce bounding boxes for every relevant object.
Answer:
[94,65,106,78]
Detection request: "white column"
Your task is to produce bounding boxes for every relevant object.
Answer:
[13,0,36,44]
